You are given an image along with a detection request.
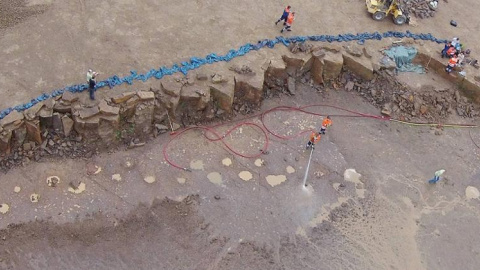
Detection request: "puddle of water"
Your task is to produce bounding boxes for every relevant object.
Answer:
[309,197,348,227]
[144,176,156,184]
[207,172,223,185]
[222,158,232,166]
[238,171,253,181]
[266,175,287,187]
[14,186,21,193]
[30,193,40,202]
[46,176,60,187]
[466,186,480,200]
[344,169,361,184]
[286,166,295,174]
[0,204,9,214]
[68,182,86,194]
[356,189,366,199]
[190,160,205,170]
[254,159,264,167]
[112,174,122,181]
[177,178,186,184]
[344,168,365,198]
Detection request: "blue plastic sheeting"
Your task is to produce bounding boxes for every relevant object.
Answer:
[0,31,446,120]
[384,46,425,73]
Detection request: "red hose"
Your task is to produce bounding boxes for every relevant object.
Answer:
[163,103,476,170]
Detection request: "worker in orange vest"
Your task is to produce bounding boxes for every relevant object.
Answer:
[306,131,321,150]
[446,46,456,58]
[275,5,291,26]
[281,12,295,33]
[445,54,458,73]
[320,116,332,134]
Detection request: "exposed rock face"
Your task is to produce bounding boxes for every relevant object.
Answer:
[323,52,344,81]
[342,54,374,81]
[1,41,480,164]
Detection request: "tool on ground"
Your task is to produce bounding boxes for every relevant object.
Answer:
[166,110,175,134]
[366,0,409,25]
[302,146,315,187]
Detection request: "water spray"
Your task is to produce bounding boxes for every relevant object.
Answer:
[302,146,315,188]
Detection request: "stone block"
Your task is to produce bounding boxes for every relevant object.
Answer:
[0,110,24,128]
[52,113,63,134]
[44,98,55,109]
[84,116,100,130]
[234,74,263,106]
[263,58,287,88]
[321,44,342,53]
[99,100,120,116]
[111,91,136,104]
[342,53,374,81]
[53,101,72,114]
[134,101,155,135]
[13,125,27,147]
[25,120,42,144]
[344,44,363,57]
[210,82,235,113]
[24,102,44,121]
[120,96,140,120]
[287,77,296,95]
[0,130,12,154]
[282,54,313,76]
[161,79,182,97]
[137,91,155,101]
[78,106,100,120]
[62,91,79,103]
[178,84,210,112]
[323,52,343,81]
[311,55,324,84]
[62,115,74,137]
[212,74,229,84]
[98,116,119,145]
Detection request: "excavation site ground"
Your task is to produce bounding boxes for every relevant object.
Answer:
[0,0,480,269]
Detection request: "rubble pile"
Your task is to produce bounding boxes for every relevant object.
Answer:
[339,71,479,121]
[401,0,439,19]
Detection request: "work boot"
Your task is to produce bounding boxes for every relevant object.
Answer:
[275,20,279,25]
[287,29,291,32]
[280,29,284,33]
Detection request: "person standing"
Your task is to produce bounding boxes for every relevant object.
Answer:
[280,12,295,33]
[457,52,465,66]
[87,69,98,100]
[320,116,332,134]
[428,169,445,184]
[275,5,291,25]
[306,131,321,150]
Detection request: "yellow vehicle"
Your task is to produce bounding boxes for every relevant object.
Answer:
[366,0,409,25]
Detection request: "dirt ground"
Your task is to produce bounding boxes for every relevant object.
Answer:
[1,0,480,269]
[0,84,479,269]
[1,0,480,111]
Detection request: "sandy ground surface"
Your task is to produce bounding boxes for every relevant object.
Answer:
[0,84,479,269]
[1,0,480,111]
[1,0,480,269]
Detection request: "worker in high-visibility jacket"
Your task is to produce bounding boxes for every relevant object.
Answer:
[281,12,295,33]
[445,55,458,73]
[306,131,321,150]
[320,116,332,134]
[275,5,291,25]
